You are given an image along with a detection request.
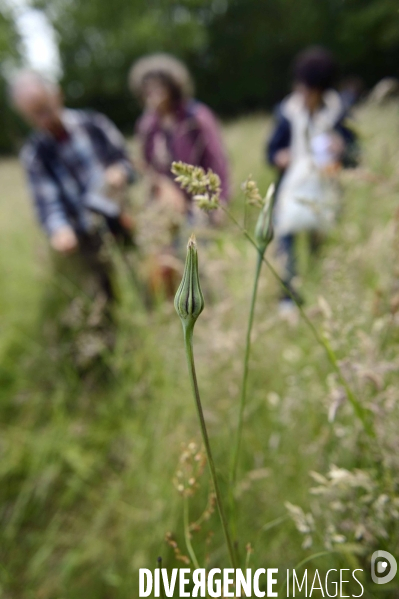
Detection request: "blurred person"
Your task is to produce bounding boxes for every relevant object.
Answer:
[339,75,364,113]
[11,71,135,259]
[128,54,230,298]
[129,53,230,209]
[267,47,358,313]
[10,70,136,363]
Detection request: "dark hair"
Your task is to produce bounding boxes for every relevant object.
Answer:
[293,46,337,91]
[142,71,184,107]
[129,54,194,107]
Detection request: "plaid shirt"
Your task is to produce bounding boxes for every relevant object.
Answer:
[21,109,134,236]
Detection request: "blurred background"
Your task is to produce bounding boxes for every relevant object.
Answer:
[2,0,399,150]
[2,1,399,598]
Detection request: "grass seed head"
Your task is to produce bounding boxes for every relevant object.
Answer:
[242,174,263,207]
[171,161,220,210]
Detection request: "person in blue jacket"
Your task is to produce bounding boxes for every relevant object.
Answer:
[267,47,358,313]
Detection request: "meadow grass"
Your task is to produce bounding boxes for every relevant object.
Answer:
[0,104,399,597]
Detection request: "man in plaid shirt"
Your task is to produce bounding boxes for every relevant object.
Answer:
[11,70,135,258]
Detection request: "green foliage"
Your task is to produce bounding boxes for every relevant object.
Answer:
[1,0,399,148]
[196,0,399,115]
[1,105,399,596]
[0,6,23,153]
[30,0,399,129]
[33,0,213,129]
[0,4,19,63]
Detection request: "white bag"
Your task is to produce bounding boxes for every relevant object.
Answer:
[275,153,340,237]
[274,92,343,237]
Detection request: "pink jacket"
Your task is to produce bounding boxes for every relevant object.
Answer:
[136,100,230,202]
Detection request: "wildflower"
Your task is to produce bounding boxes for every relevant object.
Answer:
[174,234,237,568]
[174,234,205,331]
[254,183,275,253]
[231,181,274,487]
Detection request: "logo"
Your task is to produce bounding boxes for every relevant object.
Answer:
[371,550,397,585]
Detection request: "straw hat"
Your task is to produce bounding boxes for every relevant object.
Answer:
[129,53,194,99]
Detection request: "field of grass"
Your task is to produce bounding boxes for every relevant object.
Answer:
[1,104,399,598]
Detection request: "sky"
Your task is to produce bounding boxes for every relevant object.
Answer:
[4,0,60,77]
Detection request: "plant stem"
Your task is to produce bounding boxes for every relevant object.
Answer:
[183,323,237,568]
[221,205,374,437]
[183,494,200,569]
[231,250,263,485]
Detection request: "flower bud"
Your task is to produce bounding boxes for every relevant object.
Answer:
[254,183,275,254]
[174,235,205,330]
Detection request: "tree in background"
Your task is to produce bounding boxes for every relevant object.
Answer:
[335,0,399,84]
[34,0,214,130]
[12,0,399,132]
[0,3,23,153]
[193,0,399,116]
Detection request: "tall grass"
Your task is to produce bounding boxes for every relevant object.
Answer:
[0,104,398,597]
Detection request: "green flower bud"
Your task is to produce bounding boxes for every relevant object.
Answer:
[254,183,275,254]
[174,235,205,330]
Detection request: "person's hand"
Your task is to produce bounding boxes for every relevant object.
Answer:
[329,133,345,160]
[151,175,187,215]
[209,207,225,227]
[274,148,291,170]
[119,211,135,233]
[50,226,78,254]
[105,164,128,191]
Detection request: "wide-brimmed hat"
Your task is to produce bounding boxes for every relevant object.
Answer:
[129,53,194,99]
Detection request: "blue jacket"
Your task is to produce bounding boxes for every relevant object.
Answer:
[267,99,359,169]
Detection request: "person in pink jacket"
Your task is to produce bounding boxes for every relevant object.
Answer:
[129,53,230,210]
[129,53,230,297]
